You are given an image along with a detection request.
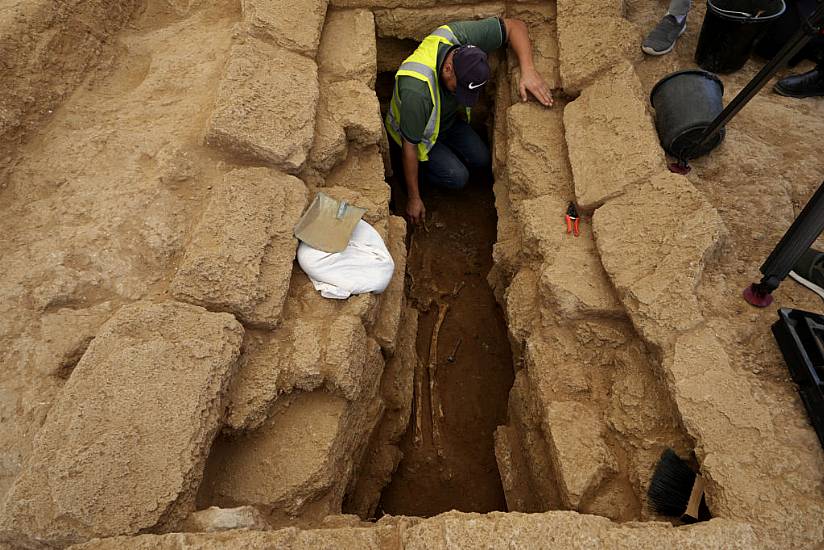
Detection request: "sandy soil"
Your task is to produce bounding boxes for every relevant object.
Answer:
[0,0,240,497]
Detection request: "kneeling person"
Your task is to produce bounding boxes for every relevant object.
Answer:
[386,17,553,224]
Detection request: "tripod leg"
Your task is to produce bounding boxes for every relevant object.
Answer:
[744,180,824,307]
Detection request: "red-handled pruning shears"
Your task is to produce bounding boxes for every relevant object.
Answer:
[565,202,580,237]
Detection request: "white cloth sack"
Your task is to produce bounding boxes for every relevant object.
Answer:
[297,220,395,299]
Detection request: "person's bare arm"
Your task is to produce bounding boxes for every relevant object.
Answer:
[402,139,425,224]
[503,18,553,107]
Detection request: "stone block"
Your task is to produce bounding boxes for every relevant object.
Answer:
[171,168,308,329]
[200,387,383,520]
[503,268,539,353]
[544,400,617,509]
[180,506,270,533]
[556,0,641,91]
[318,9,377,86]
[372,216,408,354]
[309,81,384,175]
[506,102,571,202]
[402,511,758,549]
[206,39,318,173]
[593,171,725,350]
[374,3,505,41]
[513,194,567,263]
[564,65,665,210]
[69,513,758,549]
[538,228,624,320]
[0,301,244,547]
[662,328,824,548]
[226,317,382,431]
[241,0,329,57]
[506,2,556,26]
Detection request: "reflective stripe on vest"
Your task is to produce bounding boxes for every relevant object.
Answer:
[385,25,466,162]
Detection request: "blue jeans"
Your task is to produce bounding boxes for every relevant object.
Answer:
[420,120,491,190]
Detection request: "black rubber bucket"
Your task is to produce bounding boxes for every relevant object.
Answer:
[695,0,786,73]
[650,69,725,160]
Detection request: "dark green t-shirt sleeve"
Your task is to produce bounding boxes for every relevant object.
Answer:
[397,76,433,144]
[448,17,506,53]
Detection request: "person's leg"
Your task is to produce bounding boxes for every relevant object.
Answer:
[642,0,691,56]
[420,142,470,190]
[436,119,491,174]
[774,57,824,98]
[667,0,692,20]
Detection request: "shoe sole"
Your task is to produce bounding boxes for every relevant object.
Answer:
[789,270,824,302]
[642,24,686,56]
[773,82,824,98]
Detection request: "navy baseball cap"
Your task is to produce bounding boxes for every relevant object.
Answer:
[452,45,490,107]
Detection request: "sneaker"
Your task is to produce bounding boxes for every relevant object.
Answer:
[789,248,824,301]
[774,67,824,98]
[642,15,687,56]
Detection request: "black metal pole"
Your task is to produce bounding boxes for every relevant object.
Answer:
[682,2,824,162]
[744,179,824,307]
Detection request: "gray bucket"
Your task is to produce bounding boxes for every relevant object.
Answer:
[650,69,726,160]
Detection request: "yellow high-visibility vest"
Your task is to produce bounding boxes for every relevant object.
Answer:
[385,25,471,162]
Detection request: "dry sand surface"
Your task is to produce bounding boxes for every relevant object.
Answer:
[0,0,822,548]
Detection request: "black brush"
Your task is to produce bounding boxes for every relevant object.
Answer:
[648,448,708,522]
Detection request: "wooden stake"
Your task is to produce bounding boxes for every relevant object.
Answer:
[413,357,424,447]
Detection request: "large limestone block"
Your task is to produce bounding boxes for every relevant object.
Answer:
[374,3,505,41]
[309,81,384,175]
[200,388,383,520]
[538,227,624,320]
[662,328,824,548]
[556,0,641,91]
[241,0,329,57]
[0,301,244,547]
[402,511,758,549]
[506,102,571,202]
[593,171,725,350]
[71,524,396,549]
[318,9,377,86]
[373,216,408,354]
[226,319,383,431]
[543,401,617,509]
[513,194,567,263]
[376,36,417,72]
[206,39,319,173]
[171,168,308,329]
[564,65,665,210]
[71,513,759,549]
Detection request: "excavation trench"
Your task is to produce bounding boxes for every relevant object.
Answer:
[377,97,514,516]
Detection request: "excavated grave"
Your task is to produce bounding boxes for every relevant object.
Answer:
[0,301,244,547]
[564,64,666,210]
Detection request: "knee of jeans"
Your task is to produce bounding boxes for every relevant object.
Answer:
[442,164,469,190]
[467,149,491,172]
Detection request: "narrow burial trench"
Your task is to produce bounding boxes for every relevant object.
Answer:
[374,71,513,517]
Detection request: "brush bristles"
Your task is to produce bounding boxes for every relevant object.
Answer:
[647,448,696,517]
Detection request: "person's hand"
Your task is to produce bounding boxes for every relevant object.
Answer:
[519,66,553,107]
[407,196,425,225]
